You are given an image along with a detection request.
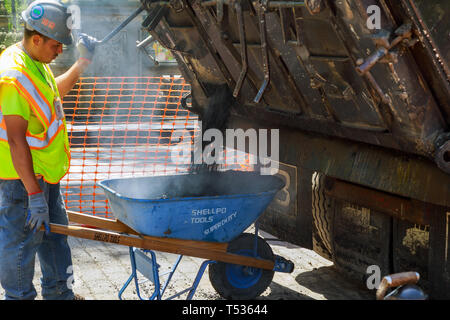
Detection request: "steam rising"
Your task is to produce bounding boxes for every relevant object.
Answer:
[69,0,162,77]
[64,1,275,205]
[104,171,283,200]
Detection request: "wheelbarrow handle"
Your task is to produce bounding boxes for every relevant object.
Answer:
[376,271,420,300]
[39,221,275,271]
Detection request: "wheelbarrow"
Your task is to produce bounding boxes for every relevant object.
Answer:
[44,170,295,300]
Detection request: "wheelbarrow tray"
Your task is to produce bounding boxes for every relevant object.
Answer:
[98,170,285,242]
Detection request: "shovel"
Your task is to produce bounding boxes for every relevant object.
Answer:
[85,4,145,45]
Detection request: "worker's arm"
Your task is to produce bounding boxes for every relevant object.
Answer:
[5,115,50,233]
[55,58,90,98]
[55,33,97,98]
[3,115,41,194]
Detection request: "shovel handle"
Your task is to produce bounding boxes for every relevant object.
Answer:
[376,271,420,300]
[97,5,145,45]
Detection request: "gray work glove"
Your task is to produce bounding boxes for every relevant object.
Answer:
[77,33,97,62]
[27,191,50,234]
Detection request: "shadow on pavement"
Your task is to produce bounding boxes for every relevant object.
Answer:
[259,281,315,300]
[295,266,374,300]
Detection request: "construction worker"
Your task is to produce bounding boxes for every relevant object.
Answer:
[0,1,96,300]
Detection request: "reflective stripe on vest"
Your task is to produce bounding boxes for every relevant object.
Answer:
[0,112,64,149]
[0,67,63,149]
[0,68,53,127]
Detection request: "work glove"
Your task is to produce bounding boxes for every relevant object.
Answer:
[77,33,97,62]
[26,191,50,234]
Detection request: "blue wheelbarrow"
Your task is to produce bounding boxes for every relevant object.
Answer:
[45,171,295,299]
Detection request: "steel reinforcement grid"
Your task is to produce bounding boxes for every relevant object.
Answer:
[62,76,251,218]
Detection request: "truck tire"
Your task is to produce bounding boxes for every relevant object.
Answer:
[311,172,334,261]
[209,233,274,300]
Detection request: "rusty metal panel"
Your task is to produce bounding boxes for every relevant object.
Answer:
[259,162,312,246]
[143,0,450,176]
[229,114,450,208]
[323,177,432,225]
[428,209,450,299]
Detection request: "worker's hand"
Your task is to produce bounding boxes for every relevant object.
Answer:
[77,33,97,63]
[26,191,50,234]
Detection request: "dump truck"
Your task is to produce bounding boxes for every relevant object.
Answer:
[132,0,450,298]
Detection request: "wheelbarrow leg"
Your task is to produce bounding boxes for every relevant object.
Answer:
[119,247,162,300]
[118,274,134,300]
[119,247,139,300]
[186,260,216,300]
[163,260,215,300]
[160,255,184,298]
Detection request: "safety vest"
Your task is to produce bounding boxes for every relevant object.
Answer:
[0,43,70,184]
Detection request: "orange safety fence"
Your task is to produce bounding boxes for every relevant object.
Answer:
[61,76,252,218]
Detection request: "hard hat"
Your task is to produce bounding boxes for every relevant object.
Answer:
[21,0,73,45]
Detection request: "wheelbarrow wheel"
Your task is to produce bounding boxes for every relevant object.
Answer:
[209,233,274,300]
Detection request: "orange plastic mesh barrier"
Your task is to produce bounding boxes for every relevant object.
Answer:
[61,76,251,218]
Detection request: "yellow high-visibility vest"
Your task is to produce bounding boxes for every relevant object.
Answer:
[0,44,70,184]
